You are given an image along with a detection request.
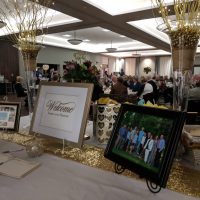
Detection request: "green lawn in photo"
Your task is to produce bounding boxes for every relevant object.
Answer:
[112,148,158,173]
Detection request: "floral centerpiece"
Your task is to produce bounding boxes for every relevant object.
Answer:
[63,60,100,85]
[63,51,104,102]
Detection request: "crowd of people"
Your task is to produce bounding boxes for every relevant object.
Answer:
[103,70,200,105]
[103,72,173,105]
[115,125,166,168]
[8,68,200,108]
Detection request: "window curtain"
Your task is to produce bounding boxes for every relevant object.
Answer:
[108,57,116,74]
[125,58,136,76]
[159,56,172,77]
[116,58,124,72]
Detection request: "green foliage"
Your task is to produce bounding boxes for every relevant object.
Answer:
[112,148,158,173]
[63,60,100,85]
[121,111,173,137]
[143,67,151,74]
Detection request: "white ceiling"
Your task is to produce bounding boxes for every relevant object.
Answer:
[0,8,81,36]
[2,0,199,58]
[82,0,173,15]
[128,18,170,44]
[37,27,156,54]
[35,0,171,57]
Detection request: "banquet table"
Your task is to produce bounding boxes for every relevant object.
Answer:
[0,140,198,200]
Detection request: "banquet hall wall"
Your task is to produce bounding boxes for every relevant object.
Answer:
[0,41,19,81]
[17,45,173,78]
[1,41,199,81]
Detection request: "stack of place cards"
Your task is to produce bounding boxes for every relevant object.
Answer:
[0,153,40,178]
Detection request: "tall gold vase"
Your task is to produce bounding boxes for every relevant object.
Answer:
[19,45,42,120]
[166,27,199,111]
[158,23,199,111]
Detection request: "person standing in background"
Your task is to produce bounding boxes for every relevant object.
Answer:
[10,73,16,93]
[15,76,28,107]
[120,68,125,76]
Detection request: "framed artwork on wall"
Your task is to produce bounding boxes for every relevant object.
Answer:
[0,102,21,131]
[30,82,93,148]
[104,104,186,188]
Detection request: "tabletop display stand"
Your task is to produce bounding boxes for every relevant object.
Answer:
[114,163,162,193]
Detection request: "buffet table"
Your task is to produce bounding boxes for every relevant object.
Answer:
[0,140,198,200]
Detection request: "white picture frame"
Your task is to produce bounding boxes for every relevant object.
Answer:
[30,82,93,147]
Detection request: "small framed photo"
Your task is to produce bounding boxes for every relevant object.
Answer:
[104,104,186,188]
[30,82,93,148]
[0,102,21,131]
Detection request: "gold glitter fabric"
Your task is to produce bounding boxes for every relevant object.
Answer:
[0,132,200,198]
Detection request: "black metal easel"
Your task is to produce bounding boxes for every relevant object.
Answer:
[146,179,161,193]
[114,163,162,193]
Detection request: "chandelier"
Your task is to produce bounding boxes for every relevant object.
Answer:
[68,31,83,45]
[106,41,117,52]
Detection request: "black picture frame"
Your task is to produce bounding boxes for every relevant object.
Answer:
[104,104,186,188]
[0,102,21,131]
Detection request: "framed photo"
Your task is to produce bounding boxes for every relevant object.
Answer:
[0,102,21,131]
[104,104,186,187]
[30,82,93,148]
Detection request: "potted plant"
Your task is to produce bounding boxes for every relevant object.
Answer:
[143,66,151,74]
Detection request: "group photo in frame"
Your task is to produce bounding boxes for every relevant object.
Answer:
[30,82,93,147]
[104,104,186,187]
[0,102,21,131]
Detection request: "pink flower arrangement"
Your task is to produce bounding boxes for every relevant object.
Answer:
[63,60,100,85]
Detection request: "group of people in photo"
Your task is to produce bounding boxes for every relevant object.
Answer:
[114,124,166,168]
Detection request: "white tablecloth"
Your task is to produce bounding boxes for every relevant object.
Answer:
[0,140,198,200]
[19,116,106,148]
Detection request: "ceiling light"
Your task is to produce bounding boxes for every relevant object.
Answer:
[0,21,6,28]
[83,39,90,42]
[67,31,83,45]
[63,34,71,37]
[106,40,117,52]
[68,39,83,45]
[102,29,110,32]
[132,51,141,57]
[106,47,117,52]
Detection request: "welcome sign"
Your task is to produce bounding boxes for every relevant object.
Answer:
[30,82,93,147]
[41,94,77,133]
